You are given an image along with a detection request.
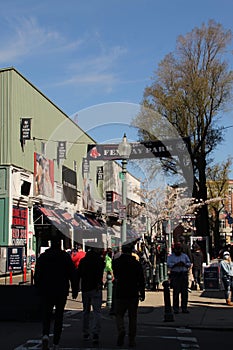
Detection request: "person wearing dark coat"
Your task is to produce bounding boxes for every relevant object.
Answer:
[34,237,77,350]
[191,244,204,290]
[112,244,145,348]
[72,248,105,346]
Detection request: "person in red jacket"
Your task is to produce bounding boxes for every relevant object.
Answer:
[71,244,86,268]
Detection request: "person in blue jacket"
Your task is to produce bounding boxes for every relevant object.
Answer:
[220,250,233,305]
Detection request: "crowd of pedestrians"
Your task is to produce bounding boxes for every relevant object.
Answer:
[34,240,146,349]
[34,234,232,350]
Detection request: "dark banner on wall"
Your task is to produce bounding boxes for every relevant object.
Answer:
[106,191,122,214]
[96,166,104,186]
[57,141,66,161]
[82,158,90,177]
[62,165,77,204]
[20,118,31,150]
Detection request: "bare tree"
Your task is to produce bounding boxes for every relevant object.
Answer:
[206,157,232,251]
[133,20,233,237]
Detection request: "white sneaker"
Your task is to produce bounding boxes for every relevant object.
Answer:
[42,335,49,350]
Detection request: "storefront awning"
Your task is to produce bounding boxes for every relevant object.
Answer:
[35,206,85,234]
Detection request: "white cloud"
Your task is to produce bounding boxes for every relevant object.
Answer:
[0,17,82,64]
[54,44,128,88]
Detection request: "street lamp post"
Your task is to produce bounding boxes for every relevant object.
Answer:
[118,133,131,247]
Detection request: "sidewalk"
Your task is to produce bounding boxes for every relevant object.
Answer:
[1,274,232,331]
[1,287,233,350]
[93,287,233,330]
[128,288,233,330]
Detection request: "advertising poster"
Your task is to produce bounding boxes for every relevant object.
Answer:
[12,206,27,246]
[34,153,54,198]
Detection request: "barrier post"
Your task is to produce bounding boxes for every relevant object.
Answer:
[162,280,174,322]
[106,273,112,308]
[9,271,13,285]
[23,255,27,283]
[159,263,164,282]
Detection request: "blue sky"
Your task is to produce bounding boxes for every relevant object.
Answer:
[1,0,233,178]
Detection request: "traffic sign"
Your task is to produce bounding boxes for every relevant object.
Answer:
[119,205,126,219]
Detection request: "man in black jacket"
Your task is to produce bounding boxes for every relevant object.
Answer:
[72,248,105,346]
[112,244,145,348]
[34,237,77,350]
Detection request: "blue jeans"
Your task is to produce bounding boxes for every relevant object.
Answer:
[82,288,102,336]
[222,276,233,301]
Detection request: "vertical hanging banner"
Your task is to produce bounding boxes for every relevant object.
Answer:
[34,153,54,198]
[96,166,104,186]
[20,118,31,150]
[62,165,77,204]
[57,141,66,163]
[82,158,90,178]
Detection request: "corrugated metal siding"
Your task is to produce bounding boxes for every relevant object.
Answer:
[0,68,93,183]
[0,70,13,164]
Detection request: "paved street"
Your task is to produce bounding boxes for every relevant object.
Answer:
[0,286,233,349]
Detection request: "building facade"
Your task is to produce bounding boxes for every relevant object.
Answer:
[0,67,141,274]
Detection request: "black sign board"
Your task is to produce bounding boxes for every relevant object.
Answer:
[86,137,190,161]
[20,118,31,150]
[82,158,90,176]
[96,166,104,185]
[203,265,220,290]
[57,141,66,161]
[7,246,23,271]
[62,165,77,204]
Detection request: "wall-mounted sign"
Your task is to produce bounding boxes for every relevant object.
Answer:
[57,141,66,161]
[62,165,77,204]
[7,246,24,271]
[11,206,27,246]
[96,166,104,185]
[20,118,31,150]
[82,158,90,177]
[34,153,54,198]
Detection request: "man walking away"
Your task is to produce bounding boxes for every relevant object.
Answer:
[113,244,145,348]
[73,248,105,346]
[34,237,77,350]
